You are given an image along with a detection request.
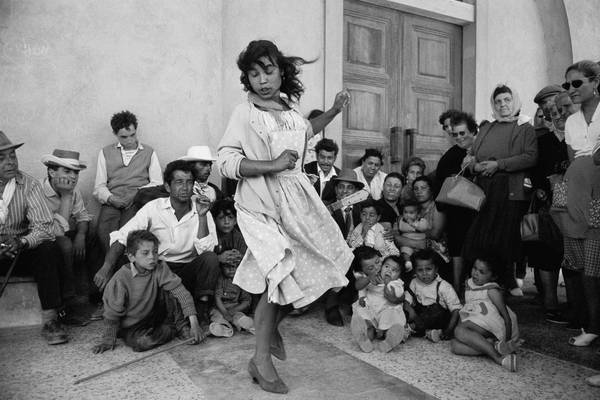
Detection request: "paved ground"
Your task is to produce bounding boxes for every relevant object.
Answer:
[1,273,599,400]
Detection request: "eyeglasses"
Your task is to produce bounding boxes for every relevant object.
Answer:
[442,124,451,131]
[449,131,468,138]
[562,79,589,90]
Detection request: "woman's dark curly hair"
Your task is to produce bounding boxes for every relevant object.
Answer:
[237,40,314,102]
[451,111,478,135]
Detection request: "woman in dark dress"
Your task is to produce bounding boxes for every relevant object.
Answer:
[375,172,404,225]
[462,84,537,292]
[435,111,478,293]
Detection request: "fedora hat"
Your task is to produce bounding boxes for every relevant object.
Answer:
[41,149,87,170]
[331,169,365,190]
[0,131,24,152]
[178,146,216,162]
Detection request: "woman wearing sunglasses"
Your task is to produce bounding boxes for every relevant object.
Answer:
[561,60,600,347]
[434,111,478,294]
[462,84,537,296]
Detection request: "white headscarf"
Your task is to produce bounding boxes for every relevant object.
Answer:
[490,84,531,125]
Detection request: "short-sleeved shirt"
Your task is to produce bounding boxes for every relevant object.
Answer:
[565,105,600,158]
[406,275,462,311]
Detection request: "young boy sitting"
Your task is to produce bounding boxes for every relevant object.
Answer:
[209,199,253,337]
[209,262,254,337]
[404,249,461,343]
[41,149,92,325]
[92,230,203,353]
[347,200,399,258]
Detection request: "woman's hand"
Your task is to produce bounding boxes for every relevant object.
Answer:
[461,154,475,171]
[272,149,299,172]
[479,160,499,177]
[332,89,350,114]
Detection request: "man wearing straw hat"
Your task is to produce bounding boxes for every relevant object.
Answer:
[41,149,92,325]
[0,131,67,345]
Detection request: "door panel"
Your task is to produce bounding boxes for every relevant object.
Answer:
[343,1,462,173]
[402,14,462,172]
[343,0,398,169]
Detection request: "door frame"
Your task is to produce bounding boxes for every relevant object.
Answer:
[324,0,475,167]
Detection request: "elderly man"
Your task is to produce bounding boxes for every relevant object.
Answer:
[179,146,223,204]
[0,132,67,344]
[94,160,221,325]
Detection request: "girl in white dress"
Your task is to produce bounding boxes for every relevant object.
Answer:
[451,253,520,372]
[217,40,352,394]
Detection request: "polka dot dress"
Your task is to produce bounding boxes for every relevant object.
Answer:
[233,107,353,308]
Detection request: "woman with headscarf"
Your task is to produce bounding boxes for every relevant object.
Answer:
[462,84,537,293]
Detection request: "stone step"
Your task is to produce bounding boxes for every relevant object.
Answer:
[0,276,41,328]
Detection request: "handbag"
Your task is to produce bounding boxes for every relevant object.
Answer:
[520,196,539,242]
[436,165,486,211]
[550,174,567,209]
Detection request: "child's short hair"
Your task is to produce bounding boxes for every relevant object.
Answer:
[126,230,159,255]
[473,250,504,282]
[402,200,419,211]
[351,245,381,273]
[212,199,237,218]
[110,110,138,133]
[411,248,438,268]
[359,199,381,215]
[382,255,402,269]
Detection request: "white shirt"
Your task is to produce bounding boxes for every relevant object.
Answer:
[565,105,600,158]
[318,164,337,196]
[353,167,387,200]
[93,143,163,204]
[406,275,462,311]
[109,197,218,263]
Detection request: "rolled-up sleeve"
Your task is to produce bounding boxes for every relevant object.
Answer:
[217,106,246,180]
[194,211,218,254]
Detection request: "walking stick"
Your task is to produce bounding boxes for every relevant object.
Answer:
[73,337,195,385]
[0,250,21,299]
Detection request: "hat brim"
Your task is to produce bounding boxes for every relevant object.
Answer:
[331,177,365,190]
[41,155,87,170]
[178,156,216,162]
[0,143,24,152]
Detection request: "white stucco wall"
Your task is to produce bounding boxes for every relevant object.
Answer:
[0,0,223,217]
[221,0,326,125]
[563,0,600,62]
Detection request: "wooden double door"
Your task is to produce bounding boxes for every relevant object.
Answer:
[343,0,462,173]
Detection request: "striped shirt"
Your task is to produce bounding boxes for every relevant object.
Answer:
[0,171,54,248]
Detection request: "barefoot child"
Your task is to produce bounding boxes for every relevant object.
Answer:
[210,262,255,337]
[351,247,407,353]
[451,253,520,372]
[347,200,400,258]
[404,249,461,342]
[92,230,203,353]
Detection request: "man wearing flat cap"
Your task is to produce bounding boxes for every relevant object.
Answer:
[0,132,68,345]
[41,149,92,325]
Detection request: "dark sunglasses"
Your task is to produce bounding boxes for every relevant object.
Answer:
[449,131,469,138]
[561,79,587,90]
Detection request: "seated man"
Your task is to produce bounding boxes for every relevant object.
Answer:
[323,169,365,326]
[0,132,66,344]
[94,160,221,325]
[93,110,163,253]
[179,146,223,205]
[304,138,340,204]
[41,149,92,323]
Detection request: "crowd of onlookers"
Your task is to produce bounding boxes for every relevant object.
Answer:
[1,58,599,384]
